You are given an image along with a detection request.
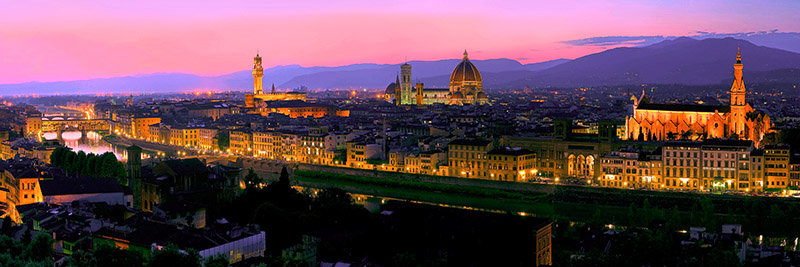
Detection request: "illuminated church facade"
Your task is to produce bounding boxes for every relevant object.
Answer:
[626,50,770,145]
[386,50,488,106]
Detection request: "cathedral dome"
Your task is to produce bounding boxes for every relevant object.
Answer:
[451,91,464,99]
[477,92,487,99]
[385,82,397,95]
[450,50,482,84]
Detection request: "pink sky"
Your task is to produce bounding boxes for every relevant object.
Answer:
[1,0,798,84]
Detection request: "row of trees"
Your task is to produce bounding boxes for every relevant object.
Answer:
[62,243,229,267]
[225,167,370,262]
[0,232,230,267]
[50,146,127,185]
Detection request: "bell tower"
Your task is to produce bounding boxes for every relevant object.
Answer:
[253,52,264,94]
[400,62,412,105]
[730,48,746,136]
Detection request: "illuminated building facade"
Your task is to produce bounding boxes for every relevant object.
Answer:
[597,148,663,190]
[259,100,336,118]
[387,51,486,106]
[764,144,790,189]
[229,130,253,156]
[486,148,537,182]
[448,51,488,105]
[448,139,493,178]
[699,140,755,191]
[626,50,770,145]
[131,116,161,139]
[169,126,200,147]
[198,128,219,151]
[244,53,307,108]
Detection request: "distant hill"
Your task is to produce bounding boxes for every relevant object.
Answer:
[3,37,800,95]
[0,58,568,95]
[500,37,800,88]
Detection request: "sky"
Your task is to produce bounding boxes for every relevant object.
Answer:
[1,0,799,84]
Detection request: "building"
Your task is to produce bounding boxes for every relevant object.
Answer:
[390,51,488,106]
[501,120,628,179]
[790,155,800,188]
[198,127,219,151]
[25,115,42,139]
[764,144,790,189]
[39,177,127,206]
[486,148,537,182]
[297,134,326,165]
[131,116,161,139]
[229,130,253,156]
[346,141,381,169]
[148,123,171,144]
[597,148,663,189]
[153,200,207,229]
[699,140,754,192]
[244,53,306,108]
[169,126,201,147]
[448,139,493,179]
[259,100,336,118]
[448,51,489,105]
[419,150,447,175]
[93,220,265,263]
[663,142,702,190]
[626,50,770,144]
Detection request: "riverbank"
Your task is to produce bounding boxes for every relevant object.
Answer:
[291,169,800,240]
[103,135,185,156]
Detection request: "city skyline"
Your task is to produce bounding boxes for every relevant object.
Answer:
[2,0,799,84]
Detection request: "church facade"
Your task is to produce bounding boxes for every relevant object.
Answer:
[386,50,488,106]
[626,50,770,145]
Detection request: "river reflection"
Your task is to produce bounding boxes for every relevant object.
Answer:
[43,131,129,160]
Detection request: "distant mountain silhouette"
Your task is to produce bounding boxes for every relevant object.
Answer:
[0,58,568,95]
[2,37,799,95]
[500,37,800,88]
[277,58,545,89]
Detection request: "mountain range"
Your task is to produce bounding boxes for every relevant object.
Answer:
[2,37,800,95]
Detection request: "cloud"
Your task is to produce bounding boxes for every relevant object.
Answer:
[560,31,800,53]
[560,36,668,47]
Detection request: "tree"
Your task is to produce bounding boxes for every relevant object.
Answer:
[265,252,309,267]
[93,243,144,267]
[75,151,88,175]
[24,233,53,262]
[50,146,68,167]
[148,244,201,267]
[217,131,230,152]
[316,187,352,205]
[699,197,716,229]
[63,151,76,172]
[243,168,262,190]
[62,249,97,267]
[279,166,290,187]
[203,254,230,267]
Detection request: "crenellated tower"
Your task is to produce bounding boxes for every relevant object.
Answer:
[253,53,264,94]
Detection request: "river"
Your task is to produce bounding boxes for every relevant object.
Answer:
[43,130,132,160]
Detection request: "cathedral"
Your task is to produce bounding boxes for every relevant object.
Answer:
[626,49,770,145]
[386,50,488,106]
